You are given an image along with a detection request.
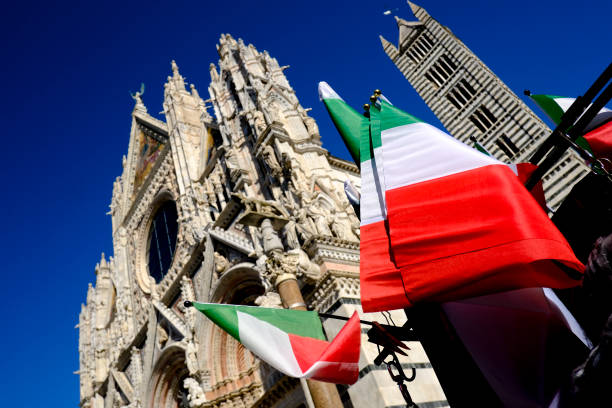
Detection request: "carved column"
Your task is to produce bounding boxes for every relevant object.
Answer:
[263,230,342,408]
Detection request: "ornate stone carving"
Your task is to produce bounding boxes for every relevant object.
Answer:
[254,292,282,308]
[79,34,376,408]
[183,378,206,406]
[259,144,282,178]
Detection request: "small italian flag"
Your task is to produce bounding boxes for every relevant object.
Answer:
[530,94,612,161]
[319,83,584,313]
[191,302,361,384]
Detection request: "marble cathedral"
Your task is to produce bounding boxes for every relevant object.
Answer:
[381,2,590,210]
[77,35,449,408]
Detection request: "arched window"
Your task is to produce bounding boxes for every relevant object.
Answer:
[148,200,178,283]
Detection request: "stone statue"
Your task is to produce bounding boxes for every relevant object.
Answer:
[255,292,282,308]
[330,208,359,242]
[214,252,230,275]
[290,248,321,282]
[261,218,283,254]
[252,110,267,134]
[303,115,319,137]
[185,339,200,376]
[260,144,282,178]
[183,378,206,406]
[303,194,333,237]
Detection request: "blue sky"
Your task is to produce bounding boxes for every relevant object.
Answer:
[0,0,610,405]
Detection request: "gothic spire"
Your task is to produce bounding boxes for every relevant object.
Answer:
[167,59,186,92]
[407,1,423,16]
[379,35,397,52]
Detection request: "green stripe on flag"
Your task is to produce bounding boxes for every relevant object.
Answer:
[370,103,382,149]
[192,303,326,341]
[530,94,566,125]
[379,99,422,131]
[322,98,365,164]
[360,118,372,163]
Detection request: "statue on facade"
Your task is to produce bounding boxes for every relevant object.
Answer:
[303,115,319,138]
[302,193,333,237]
[183,378,206,407]
[214,251,230,275]
[185,339,200,377]
[260,144,282,178]
[330,207,359,242]
[255,292,282,308]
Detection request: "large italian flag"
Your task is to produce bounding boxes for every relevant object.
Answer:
[530,94,612,160]
[191,302,361,384]
[319,83,584,312]
[371,100,583,310]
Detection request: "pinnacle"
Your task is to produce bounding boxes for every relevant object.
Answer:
[379,35,392,48]
[99,253,108,268]
[171,60,180,77]
[379,35,399,54]
[407,1,422,16]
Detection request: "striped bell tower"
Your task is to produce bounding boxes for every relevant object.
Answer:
[380,1,589,210]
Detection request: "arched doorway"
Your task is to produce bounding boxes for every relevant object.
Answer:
[147,345,190,408]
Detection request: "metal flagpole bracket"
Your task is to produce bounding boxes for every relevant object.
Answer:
[368,321,418,407]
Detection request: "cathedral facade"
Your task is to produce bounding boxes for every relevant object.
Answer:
[381,2,590,210]
[77,35,448,408]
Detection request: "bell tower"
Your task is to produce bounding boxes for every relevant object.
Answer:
[380,1,590,209]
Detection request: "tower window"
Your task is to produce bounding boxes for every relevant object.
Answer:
[445,79,477,110]
[495,139,515,158]
[500,134,520,154]
[469,106,498,133]
[446,93,462,109]
[148,200,179,283]
[407,33,434,64]
[426,54,458,88]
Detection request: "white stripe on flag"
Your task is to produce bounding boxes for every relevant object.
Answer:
[237,311,303,377]
[361,159,387,226]
[554,97,612,132]
[381,123,501,190]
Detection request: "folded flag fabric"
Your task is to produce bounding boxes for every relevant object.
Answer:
[319,81,365,164]
[530,94,612,160]
[319,82,584,313]
[365,99,583,311]
[191,302,361,384]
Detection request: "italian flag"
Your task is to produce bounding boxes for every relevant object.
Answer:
[319,83,584,313]
[530,94,612,160]
[191,302,361,384]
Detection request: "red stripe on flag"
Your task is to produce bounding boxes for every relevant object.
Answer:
[360,221,412,312]
[515,163,547,210]
[584,120,612,161]
[288,313,361,384]
[384,164,583,305]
